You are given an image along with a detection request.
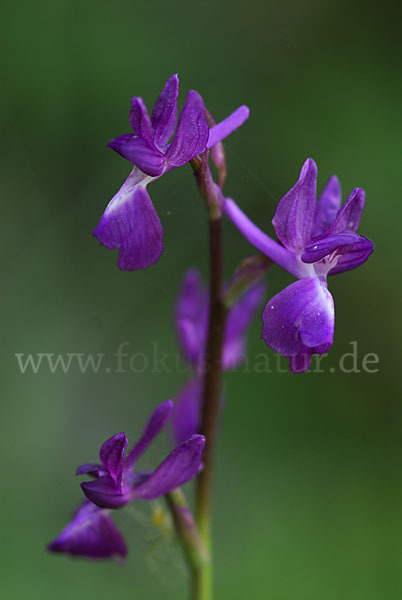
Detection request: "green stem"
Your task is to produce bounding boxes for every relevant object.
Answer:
[188,151,227,599]
[194,215,227,600]
[165,488,209,583]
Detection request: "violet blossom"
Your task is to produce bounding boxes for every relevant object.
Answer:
[48,400,205,559]
[172,269,265,442]
[93,74,249,271]
[225,158,374,373]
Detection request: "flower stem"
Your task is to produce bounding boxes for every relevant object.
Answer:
[194,214,227,600]
[165,488,209,581]
[188,151,227,599]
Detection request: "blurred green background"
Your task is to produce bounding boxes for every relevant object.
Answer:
[2,0,401,598]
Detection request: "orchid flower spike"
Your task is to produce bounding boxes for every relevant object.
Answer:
[48,400,205,559]
[94,74,249,271]
[225,158,374,373]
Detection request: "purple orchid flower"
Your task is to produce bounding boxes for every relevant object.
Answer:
[172,269,265,442]
[48,400,205,559]
[225,158,374,373]
[93,74,249,271]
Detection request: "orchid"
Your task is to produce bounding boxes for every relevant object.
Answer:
[48,400,205,559]
[225,158,374,372]
[93,74,249,271]
[49,74,375,599]
[172,269,265,442]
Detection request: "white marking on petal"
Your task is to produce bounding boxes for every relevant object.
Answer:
[104,167,161,215]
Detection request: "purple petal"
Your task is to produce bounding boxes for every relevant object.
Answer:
[108,135,164,177]
[289,351,313,374]
[272,159,317,251]
[133,435,205,500]
[81,475,129,509]
[327,235,374,275]
[225,198,310,279]
[312,175,341,237]
[76,463,105,477]
[207,106,250,148]
[151,74,179,151]
[130,471,153,488]
[129,97,154,147]
[93,180,163,271]
[223,282,266,369]
[47,502,127,559]
[124,400,174,470]
[165,90,209,167]
[175,269,208,365]
[99,433,127,484]
[302,231,374,275]
[172,378,202,444]
[329,188,365,234]
[261,277,334,366]
[302,231,368,263]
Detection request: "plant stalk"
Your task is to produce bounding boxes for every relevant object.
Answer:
[194,215,227,599]
[187,151,227,599]
[165,488,209,588]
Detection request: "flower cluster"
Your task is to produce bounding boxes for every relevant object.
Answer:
[49,75,374,573]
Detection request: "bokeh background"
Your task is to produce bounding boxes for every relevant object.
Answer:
[2,0,402,598]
